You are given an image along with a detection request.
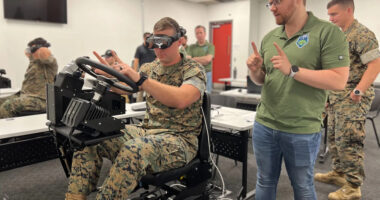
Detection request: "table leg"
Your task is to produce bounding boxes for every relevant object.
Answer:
[319,115,329,163]
[238,130,249,200]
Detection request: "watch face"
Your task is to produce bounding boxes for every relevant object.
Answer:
[292,65,299,72]
[354,90,360,95]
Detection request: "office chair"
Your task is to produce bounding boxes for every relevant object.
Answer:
[0,69,11,89]
[366,88,380,148]
[133,92,212,200]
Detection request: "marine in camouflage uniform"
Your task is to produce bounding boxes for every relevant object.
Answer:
[66,55,206,200]
[326,19,380,187]
[0,56,58,119]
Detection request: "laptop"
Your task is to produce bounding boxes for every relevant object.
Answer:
[246,76,262,94]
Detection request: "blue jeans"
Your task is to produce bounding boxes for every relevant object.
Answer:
[206,72,212,92]
[252,121,321,200]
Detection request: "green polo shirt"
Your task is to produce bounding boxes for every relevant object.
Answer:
[187,41,215,72]
[255,12,350,134]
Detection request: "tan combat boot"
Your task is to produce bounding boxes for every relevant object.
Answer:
[65,193,87,200]
[328,183,361,200]
[314,171,347,186]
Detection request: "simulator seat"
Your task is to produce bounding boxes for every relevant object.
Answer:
[133,92,212,200]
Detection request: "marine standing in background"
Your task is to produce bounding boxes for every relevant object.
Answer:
[315,1,380,199]
[187,25,215,92]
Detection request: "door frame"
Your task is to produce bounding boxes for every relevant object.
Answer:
[209,20,233,83]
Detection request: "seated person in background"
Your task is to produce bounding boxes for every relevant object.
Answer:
[0,37,58,119]
[99,49,131,103]
[65,17,206,200]
[102,49,118,66]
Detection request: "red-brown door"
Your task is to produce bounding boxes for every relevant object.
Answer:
[211,22,232,84]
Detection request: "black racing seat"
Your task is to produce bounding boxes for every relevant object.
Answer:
[135,92,212,200]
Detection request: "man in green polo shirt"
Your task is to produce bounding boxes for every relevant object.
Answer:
[314,1,380,199]
[246,0,350,199]
[187,25,215,92]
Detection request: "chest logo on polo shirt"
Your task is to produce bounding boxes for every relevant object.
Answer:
[203,46,209,53]
[296,33,309,48]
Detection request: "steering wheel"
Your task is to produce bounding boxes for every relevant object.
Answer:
[75,57,139,93]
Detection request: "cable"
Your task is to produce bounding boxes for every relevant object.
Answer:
[201,106,232,200]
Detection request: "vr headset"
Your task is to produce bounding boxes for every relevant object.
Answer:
[25,42,51,54]
[145,27,186,49]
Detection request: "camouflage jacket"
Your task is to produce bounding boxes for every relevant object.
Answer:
[140,56,206,136]
[20,56,58,100]
[329,19,379,104]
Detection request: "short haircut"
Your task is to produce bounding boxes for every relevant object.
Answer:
[143,32,151,39]
[195,25,206,32]
[153,17,180,35]
[327,0,355,11]
[27,37,49,47]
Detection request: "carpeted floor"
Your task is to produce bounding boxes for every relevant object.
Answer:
[1,120,380,200]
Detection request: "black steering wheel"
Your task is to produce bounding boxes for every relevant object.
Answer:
[75,57,139,93]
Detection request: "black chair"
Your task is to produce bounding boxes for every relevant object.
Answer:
[366,88,380,148]
[134,92,212,200]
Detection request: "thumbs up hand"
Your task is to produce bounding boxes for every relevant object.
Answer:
[271,42,292,76]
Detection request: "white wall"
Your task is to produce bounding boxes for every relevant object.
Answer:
[1,0,252,88]
[207,0,250,80]
[0,0,143,89]
[143,0,208,44]
[253,0,380,82]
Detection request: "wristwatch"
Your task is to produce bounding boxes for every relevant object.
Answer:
[353,89,363,96]
[289,65,299,78]
[136,72,148,87]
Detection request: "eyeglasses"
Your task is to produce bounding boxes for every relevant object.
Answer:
[265,0,281,9]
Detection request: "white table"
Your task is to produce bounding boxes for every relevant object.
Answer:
[0,114,48,139]
[220,88,261,105]
[0,88,19,98]
[0,102,146,140]
[211,106,255,131]
[218,77,247,89]
[209,106,256,199]
[114,102,146,119]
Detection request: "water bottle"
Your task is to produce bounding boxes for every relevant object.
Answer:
[233,67,237,79]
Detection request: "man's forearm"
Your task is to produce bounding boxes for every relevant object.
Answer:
[249,69,265,85]
[356,58,380,92]
[294,66,349,90]
[141,79,200,109]
[192,55,212,66]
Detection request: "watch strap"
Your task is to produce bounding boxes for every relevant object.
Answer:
[136,72,148,87]
[289,65,299,78]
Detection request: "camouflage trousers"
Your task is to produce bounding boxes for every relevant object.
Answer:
[67,125,197,200]
[0,93,46,119]
[326,94,373,187]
